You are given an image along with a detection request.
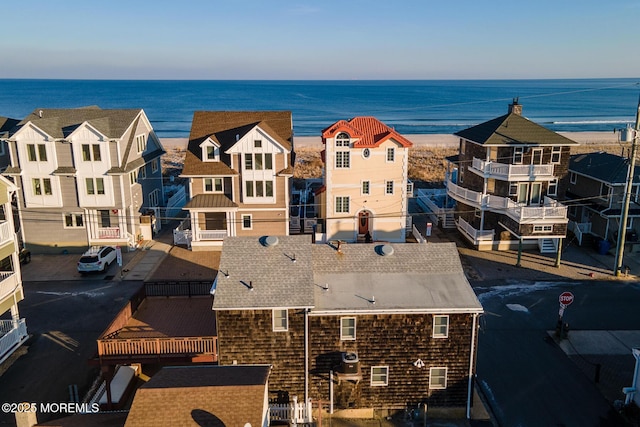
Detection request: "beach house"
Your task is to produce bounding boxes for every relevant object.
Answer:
[179,111,294,250]
[315,117,413,243]
[0,118,19,173]
[565,151,640,247]
[0,107,165,253]
[0,175,28,365]
[446,100,578,252]
[212,235,483,417]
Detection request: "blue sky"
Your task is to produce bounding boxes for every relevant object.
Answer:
[2,0,639,80]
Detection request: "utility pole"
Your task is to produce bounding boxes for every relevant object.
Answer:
[614,95,640,276]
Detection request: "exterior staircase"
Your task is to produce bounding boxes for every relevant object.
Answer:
[442,212,456,229]
[538,238,558,254]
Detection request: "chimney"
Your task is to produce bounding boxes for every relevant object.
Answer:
[508,98,522,115]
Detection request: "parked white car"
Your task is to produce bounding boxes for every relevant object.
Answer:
[77,246,117,274]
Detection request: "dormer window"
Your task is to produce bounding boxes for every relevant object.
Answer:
[201,140,220,162]
[335,132,350,147]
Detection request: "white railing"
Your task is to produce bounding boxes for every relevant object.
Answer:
[173,218,193,246]
[412,224,426,243]
[569,221,592,245]
[456,217,495,245]
[0,221,12,246]
[269,397,313,424]
[471,158,555,180]
[0,271,18,302]
[164,185,187,222]
[0,319,27,363]
[98,227,121,239]
[197,230,227,241]
[447,181,568,223]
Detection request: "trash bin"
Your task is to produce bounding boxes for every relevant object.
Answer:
[597,239,610,255]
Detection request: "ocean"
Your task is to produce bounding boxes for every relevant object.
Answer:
[0,79,638,138]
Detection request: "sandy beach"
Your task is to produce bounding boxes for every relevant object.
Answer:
[160,131,621,150]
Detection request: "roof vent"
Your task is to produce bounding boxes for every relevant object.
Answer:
[378,244,394,256]
[263,236,279,247]
[38,110,43,118]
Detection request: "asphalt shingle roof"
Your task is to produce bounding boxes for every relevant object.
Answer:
[454,107,579,146]
[570,151,640,184]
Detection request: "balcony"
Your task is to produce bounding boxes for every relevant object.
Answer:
[0,221,13,246]
[0,271,19,303]
[0,319,28,365]
[470,158,556,181]
[456,217,495,246]
[447,181,568,224]
[97,227,122,239]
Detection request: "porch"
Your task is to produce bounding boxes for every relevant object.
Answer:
[0,319,28,365]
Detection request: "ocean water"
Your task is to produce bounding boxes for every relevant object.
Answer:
[0,79,638,138]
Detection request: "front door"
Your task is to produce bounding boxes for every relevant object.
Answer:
[358,211,370,234]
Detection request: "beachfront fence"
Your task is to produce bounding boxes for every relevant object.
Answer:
[269,397,313,424]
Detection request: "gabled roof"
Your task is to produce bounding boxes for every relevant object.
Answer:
[125,365,269,427]
[455,105,579,146]
[12,107,142,139]
[322,116,413,148]
[0,117,19,138]
[570,151,640,184]
[183,111,293,176]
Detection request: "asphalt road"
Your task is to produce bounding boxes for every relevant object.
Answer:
[474,279,640,427]
[0,279,141,426]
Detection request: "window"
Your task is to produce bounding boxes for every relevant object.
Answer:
[509,182,518,196]
[139,166,147,180]
[272,309,287,331]
[335,196,350,214]
[533,225,553,233]
[264,153,273,170]
[548,179,558,196]
[245,181,254,197]
[255,153,263,170]
[551,146,561,164]
[385,181,394,195]
[254,140,262,148]
[151,159,159,173]
[32,178,52,196]
[81,144,101,161]
[460,139,465,154]
[569,172,577,185]
[86,178,105,195]
[386,147,395,162]
[429,367,447,389]
[255,180,264,197]
[244,154,253,170]
[335,151,350,168]
[149,189,160,207]
[129,171,137,185]
[599,183,610,198]
[265,181,273,197]
[242,214,252,230]
[433,315,449,338]
[206,146,218,161]
[136,135,147,153]
[513,147,524,164]
[340,317,356,340]
[336,132,350,147]
[27,144,47,161]
[371,366,389,386]
[64,213,84,228]
[362,148,370,158]
[204,178,223,193]
[362,181,370,195]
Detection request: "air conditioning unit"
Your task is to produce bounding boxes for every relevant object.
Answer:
[341,352,359,374]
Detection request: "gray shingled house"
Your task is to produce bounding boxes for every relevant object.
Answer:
[0,107,165,253]
[212,235,483,418]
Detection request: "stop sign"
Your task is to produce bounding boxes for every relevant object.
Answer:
[559,291,574,306]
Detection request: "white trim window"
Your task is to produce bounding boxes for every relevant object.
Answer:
[335,196,350,214]
[63,212,84,228]
[86,178,105,195]
[81,144,101,161]
[385,180,394,195]
[129,171,137,185]
[139,166,147,180]
[569,172,577,185]
[432,315,449,338]
[27,143,47,162]
[149,189,160,207]
[204,178,223,193]
[254,139,262,148]
[513,147,524,164]
[242,214,252,230]
[335,132,350,147]
[509,182,518,196]
[429,367,447,389]
[551,146,562,164]
[335,151,350,168]
[340,317,356,340]
[386,147,395,162]
[272,309,288,331]
[32,178,52,196]
[362,181,370,195]
[151,159,159,174]
[205,145,219,162]
[245,180,274,198]
[136,135,147,153]
[548,179,558,197]
[370,366,389,386]
[533,225,553,233]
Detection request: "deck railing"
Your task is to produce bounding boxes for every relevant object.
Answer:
[198,230,227,240]
[0,319,27,363]
[0,221,12,246]
[457,217,494,245]
[97,336,217,358]
[0,271,18,302]
[471,158,555,180]
[98,227,121,239]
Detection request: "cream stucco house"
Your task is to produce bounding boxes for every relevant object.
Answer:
[317,117,413,243]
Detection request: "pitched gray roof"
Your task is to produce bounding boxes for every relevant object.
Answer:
[14,107,142,139]
[213,235,315,309]
[570,151,640,184]
[184,194,238,209]
[214,238,483,314]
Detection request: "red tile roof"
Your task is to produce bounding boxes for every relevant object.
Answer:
[321,116,413,148]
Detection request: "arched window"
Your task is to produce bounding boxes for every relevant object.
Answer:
[336,132,350,147]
